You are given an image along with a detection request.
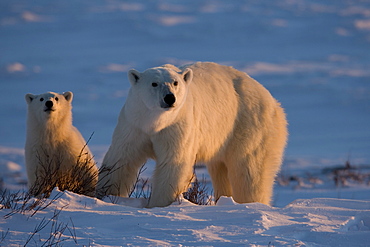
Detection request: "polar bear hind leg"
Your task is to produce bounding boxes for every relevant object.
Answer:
[226,118,287,205]
[207,161,232,201]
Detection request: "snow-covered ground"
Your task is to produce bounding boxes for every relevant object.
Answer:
[1,189,369,246]
[0,0,369,246]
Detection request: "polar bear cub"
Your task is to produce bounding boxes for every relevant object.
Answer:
[25,91,98,196]
[97,62,288,207]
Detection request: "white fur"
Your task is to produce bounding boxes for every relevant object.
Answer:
[25,91,98,196]
[97,62,288,207]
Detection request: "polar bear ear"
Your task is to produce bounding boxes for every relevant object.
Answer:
[182,68,193,84]
[128,69,141,86]
[25,93,36,104]
[63,91,73,102]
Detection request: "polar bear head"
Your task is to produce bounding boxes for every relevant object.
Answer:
[128,65,193,111]
[25,91,73,124]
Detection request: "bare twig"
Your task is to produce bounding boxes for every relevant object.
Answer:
[183,172,212,205]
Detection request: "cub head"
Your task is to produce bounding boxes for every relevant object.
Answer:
[128,65,193,111]
[25,91,73,123]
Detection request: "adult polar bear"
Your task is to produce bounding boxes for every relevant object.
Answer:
[97,62,287,207]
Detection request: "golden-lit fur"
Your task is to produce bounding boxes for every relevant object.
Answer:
[97,62,288,207]
[25,91,98,196]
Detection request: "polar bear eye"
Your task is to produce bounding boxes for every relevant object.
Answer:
[40,98,44,102]
[152,82,158,87]
[55,97,59,101]
[174,81,178,86]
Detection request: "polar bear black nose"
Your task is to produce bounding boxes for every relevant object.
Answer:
[164,93,176,107]
[45,100,53,108]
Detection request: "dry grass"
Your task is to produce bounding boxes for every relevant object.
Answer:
[0,189,78,246]
[129,166,151,199]
[29,153,97,198]
[277,159,370,188]
[0,189,63,219]
[29,135,98,198]
[183,173,212,205]
[331,161,370,187]
[97,163,150,202]
[23,206,77,247]
[98,165,213,206]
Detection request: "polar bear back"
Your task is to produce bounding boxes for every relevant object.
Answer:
[180,62,278,162]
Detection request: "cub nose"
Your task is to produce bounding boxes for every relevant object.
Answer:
[164,93,176,107]
[45,100,53,108]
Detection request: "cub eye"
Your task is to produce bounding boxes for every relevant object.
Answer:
[152,82,158,87]
[174,81,178,86]
[55,97,59,101]
[40,98,44,102]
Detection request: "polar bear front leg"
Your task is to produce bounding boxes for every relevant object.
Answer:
[96,129,150,199]
[97,151,146,199]
[147,155,195,208]
[25,151,37,189]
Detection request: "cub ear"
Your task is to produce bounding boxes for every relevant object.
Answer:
[128,69,141,86]
[182,68,193,84]
[25,93,36,104]
[63,91,73,102]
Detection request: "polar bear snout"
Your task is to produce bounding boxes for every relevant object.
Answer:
[162,93,176,108]
[45,100,53,108]
[44,100,55,112]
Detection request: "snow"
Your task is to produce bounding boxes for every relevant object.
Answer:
[0,0,370,246]
[0,189,369,246]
